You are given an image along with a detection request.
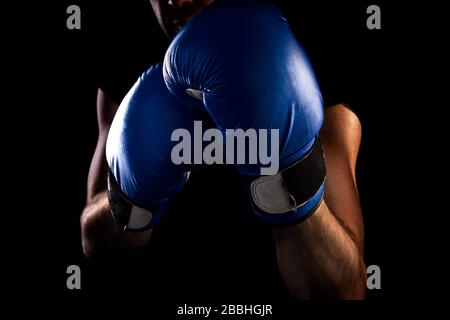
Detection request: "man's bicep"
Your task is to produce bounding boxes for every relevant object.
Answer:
[320,104,364,250]
[96,88,120,130]
[86,89,119,202]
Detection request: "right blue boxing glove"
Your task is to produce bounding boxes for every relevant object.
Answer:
[163,0,326,225]
[106,63,214,231]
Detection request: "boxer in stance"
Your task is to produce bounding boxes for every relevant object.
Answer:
[81,0,366,299]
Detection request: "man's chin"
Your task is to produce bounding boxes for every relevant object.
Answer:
[173,24,183,35]
[160,23,181,39]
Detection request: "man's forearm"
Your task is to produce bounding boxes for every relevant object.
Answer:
[272,200,366,299]
[80,191,152,259]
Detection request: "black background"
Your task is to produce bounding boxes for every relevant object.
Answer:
[10,0,426,315]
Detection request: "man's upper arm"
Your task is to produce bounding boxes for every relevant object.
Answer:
[86,88,119,202]
[321,105,364,250]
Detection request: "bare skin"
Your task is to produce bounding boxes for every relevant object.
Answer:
[272,105,366,299]
[80,89,152,258]
[81,0,366,299]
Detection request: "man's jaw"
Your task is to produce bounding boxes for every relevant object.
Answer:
[163,3,210,37]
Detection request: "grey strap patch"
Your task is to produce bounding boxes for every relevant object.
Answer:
[107,170,155,232]
[186,88,205,101]
[251,174,297,214]
[250,139,326,215]
[127,206,153,231]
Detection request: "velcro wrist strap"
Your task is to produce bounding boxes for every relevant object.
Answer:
[250,138,326,214]
[107,170,155,232]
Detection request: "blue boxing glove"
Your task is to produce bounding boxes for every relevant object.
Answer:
[163,0,326,225]
[106,63,214,231]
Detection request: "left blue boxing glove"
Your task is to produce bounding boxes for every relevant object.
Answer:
[106,63,214,231]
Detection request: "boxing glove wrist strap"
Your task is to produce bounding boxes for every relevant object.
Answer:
[250,138,326,215]
[107,170,155,232]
